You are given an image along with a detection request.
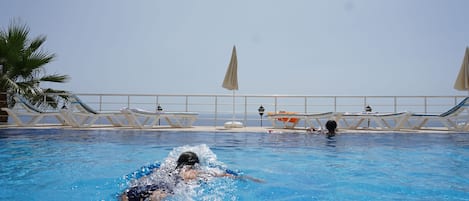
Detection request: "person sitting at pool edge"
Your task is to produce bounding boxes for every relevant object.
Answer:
[120,151,263,201]
[325,120,337,137]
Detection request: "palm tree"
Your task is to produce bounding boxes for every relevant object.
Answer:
[0,20,70,123]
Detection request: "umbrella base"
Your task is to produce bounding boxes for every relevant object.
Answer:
[224,121,244,128]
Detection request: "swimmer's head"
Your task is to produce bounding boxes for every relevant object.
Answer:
[176,151,200,169]
[326,120,337,135]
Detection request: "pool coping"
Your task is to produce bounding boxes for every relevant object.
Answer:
[0,124,464,134]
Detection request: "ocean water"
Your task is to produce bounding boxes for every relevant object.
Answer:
[0,129,468,201]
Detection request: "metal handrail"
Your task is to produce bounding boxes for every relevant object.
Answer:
[1,93,466,127]
[73,94,467,127]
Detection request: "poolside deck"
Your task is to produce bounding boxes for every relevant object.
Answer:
[0,124,461,134]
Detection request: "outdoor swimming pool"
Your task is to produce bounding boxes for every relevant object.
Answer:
[0,129,468,201]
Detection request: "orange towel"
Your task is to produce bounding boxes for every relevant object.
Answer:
[268,111,300,123]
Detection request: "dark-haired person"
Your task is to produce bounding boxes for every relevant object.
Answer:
[120,151,262,201]
[307,120,338,137]
[121,151,206,201]
[325,120,337,137]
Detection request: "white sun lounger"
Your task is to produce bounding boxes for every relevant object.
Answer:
[338,111,411,130]
[408,97,469,131]
[121,108,198,128]
[61,95,126,128]
[1,94,69,126]
[267,112,339,129]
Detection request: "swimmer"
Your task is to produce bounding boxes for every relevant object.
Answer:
[325,120,337,137]
[121,151,204,201]
[307,120,337,137]
[120,151,263,201]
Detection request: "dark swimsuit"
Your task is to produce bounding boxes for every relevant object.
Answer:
[125,170,183,201]
[125,182,174,201]
[124,165,237,201]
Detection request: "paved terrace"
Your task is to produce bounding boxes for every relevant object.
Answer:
[0,125,460,134]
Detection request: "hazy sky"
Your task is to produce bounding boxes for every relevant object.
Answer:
[2,0,469,96]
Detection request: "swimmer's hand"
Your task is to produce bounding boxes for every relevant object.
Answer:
[236,175,265,183]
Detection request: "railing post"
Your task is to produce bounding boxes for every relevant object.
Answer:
[424,96,427,114]
[127,96,130,108]
[244,96,247,126]
[274,96,278,113]
[155,96,160,111]
[334,96,337,112]
[99,96,103,111]
[364,96,367,111]
[304,96,307,114]
[214,96,218,127]
[185,96,189,112]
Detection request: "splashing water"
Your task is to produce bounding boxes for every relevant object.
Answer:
[123,144,238,201]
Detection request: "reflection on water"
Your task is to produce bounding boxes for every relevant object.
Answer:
[325,136,337,147]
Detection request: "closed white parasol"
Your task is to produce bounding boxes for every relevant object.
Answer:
[454,47,469,92]
[222,46,243,128]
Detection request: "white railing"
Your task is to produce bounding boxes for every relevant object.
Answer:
[64,94,465,127]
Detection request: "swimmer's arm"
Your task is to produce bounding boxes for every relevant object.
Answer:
[204,169,265,183]
[214,172,265,183]
[234,175,265,183]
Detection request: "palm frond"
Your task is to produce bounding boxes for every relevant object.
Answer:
[26,52,55,68]
[0,76,19,92]
[43,88,70,101]
[40,74,69,83]
[28,35,46,52]
[6,23,28,49]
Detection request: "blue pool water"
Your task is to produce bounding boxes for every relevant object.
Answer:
[0,129,468,201]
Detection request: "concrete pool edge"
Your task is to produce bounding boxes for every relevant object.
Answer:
[0,124,464,134]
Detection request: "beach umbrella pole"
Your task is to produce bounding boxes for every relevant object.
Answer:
[232,90,235,122]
